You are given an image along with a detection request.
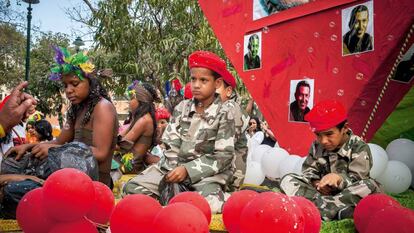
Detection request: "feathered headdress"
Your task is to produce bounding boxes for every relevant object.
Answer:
[49,46,95,81]
[126,80,140,99]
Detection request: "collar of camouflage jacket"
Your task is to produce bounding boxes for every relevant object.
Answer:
[184,95,223,125]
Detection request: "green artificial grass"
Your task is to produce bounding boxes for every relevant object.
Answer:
[320,189,414,233]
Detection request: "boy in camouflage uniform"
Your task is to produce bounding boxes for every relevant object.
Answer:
[215,70,249,189]
[280,100,382,220]
[123,51,236,213]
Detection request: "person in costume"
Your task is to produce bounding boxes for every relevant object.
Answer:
[123,51,237,213]
[280,100,382,220]
[7,46,118,188]
[117,81,160,173]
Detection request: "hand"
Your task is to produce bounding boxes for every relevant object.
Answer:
[312,179,335,195]
[317,173,342,191]
[31,143,58,160]
[165,166,188,183]
[0,82,37,131]
[5,144,33,160]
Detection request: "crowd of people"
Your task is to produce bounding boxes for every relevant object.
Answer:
[0,47,381,222]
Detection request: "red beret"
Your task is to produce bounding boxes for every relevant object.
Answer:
[184,83,192,99]
[171,79,182,92]
[305,100,347,132]
[188,51,236,88]
[155,107,171,121]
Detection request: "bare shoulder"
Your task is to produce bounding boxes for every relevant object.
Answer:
[94,98,116,114]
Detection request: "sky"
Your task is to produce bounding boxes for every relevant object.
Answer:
[11,0,95,47]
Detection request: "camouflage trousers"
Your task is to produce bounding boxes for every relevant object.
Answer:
[280,174,382,221]
[231,154,246,190]
[122,165,230,214]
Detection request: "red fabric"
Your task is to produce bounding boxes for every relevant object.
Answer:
[172,79,182,92]
[184,83,193,99]
[305,100,347,132]
[198,0,414,155]
[189,51,236,88]
[0,95,10,110]
[155,107,171,121]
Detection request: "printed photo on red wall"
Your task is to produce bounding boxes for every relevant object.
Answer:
[342,0,374,56]
[244,32,262,71]
[392,43,414,84]
[288,78,314,123]
[253,0,311,20]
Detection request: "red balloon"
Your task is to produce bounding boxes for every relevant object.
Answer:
[240,192,305,233]
[354,193,400,233]
[110,194,162,233]
[222,190,258,233]
[153,202,209,233]
[49,218,98,233]
[365,206,414,233]
[291,196,321,233]
[43,168,95,222]
[16,188,54,233]
[86,181,115,224]
[169,191,212,223]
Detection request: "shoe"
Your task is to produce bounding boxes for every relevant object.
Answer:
[337,206,355,220]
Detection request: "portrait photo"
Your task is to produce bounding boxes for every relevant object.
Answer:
[288,78,314,123]
[392,43,414,83]
[253,0,311,20]
[342,1,374,56]
[244,32,262,71]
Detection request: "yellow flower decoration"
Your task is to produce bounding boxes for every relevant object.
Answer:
[79,62,95,74]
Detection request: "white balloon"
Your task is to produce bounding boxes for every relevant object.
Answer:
[261,147,289,179]
[368,143,389,179]
[377,160,412,194]
[244,161,265,185]
[278,155,302,178]
[386,138,414,172]
[293,157,306,175]
[251,144,272,163]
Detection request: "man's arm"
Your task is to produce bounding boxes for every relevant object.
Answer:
[302,143,321,182]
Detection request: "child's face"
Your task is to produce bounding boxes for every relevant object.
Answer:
[190,67,219,102]
[129,97,139,112]
[315,125,348,151]
[62,74,90,104]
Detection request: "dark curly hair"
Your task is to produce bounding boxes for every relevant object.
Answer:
[66,75,112,127]
[34,119,53,141]
[128,83,160,147]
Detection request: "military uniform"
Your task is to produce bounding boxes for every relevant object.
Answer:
[280,131,382,220]
[123,95,236,213]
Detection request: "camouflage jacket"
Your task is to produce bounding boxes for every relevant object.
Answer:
[160,95,236,184]
[302,130,372,190]
[229,99,249,161]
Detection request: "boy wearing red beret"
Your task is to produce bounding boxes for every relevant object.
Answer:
[123,51,237,213]
[280,100,381,220]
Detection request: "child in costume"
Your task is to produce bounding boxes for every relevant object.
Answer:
[123,51,237,213]
[280,100,382,220]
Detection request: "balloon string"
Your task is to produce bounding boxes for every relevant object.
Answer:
[361,23,414,140]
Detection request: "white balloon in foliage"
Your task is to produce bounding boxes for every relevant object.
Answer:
[377,160,412,194]
[244,161,265,185]
[386,138,414,188]
[251,145,272,163]
[261,147,289,179]
[279,155,303,178]
[368,143,389,179]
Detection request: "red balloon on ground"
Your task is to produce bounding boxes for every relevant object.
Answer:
[291,196,321,233]
[354,193,400,233]
[365,206,414,233]
[222,190,258,233]
[43,168,95,222]
[86,181,115,224]
[110,194,162,233]
[153,202,209,233]
[240,192,305,233]
[16,188,54,233]
[169,191,212,224]
[49,218,98,233]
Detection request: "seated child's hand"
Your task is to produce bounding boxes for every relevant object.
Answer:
[166,166,188,183]
[317,173,342,192]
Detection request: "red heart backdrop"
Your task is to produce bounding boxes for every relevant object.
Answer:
[198,0,414,155]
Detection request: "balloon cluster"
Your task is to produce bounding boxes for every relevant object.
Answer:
[17,168,115,233]
[223,190,321,233]
[245,132,306,185]
[369,138,414,194]
[110,191,211,233]
[354,193,414,233]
